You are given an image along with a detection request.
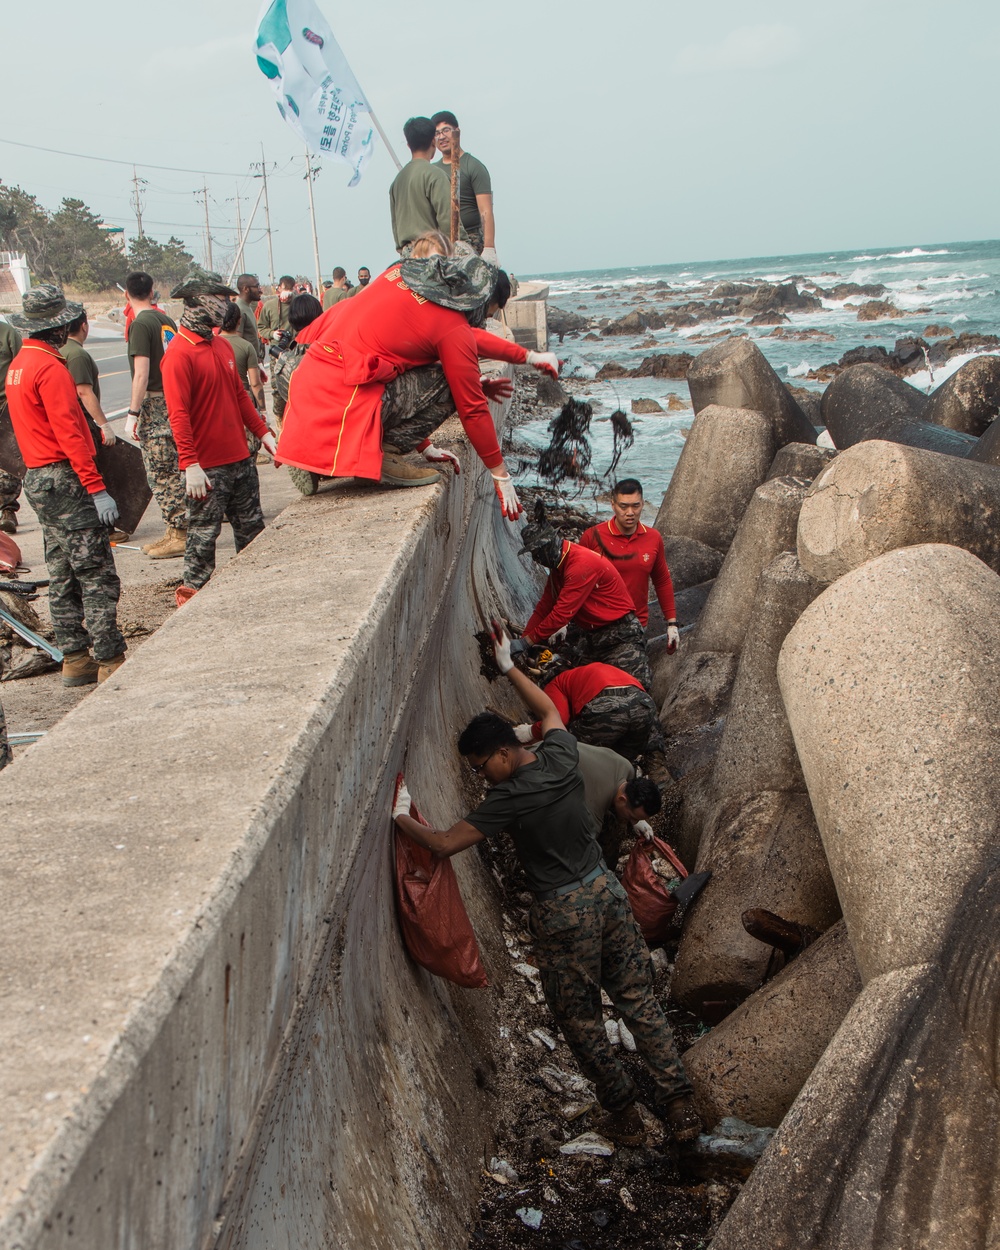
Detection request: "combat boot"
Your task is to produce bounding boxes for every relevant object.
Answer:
[147,526,187,560]
[97,652,127,683]
[141,526,170,554]
[62,648,99,687]
[287,467,321,496]
[380,453,441,488]
[0,508,16,534]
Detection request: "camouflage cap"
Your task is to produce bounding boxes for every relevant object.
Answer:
[518,520,561,556]
[170,265,237,300]
[400,252,496,311]
[8,284,84,333]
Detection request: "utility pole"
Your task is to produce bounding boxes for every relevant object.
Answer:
[233,185,245,276]
[254,143,276,288]
[130,166,147,238]
[303,148,322,295]
[197,183,213,271]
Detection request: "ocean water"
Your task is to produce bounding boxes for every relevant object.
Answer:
[516,238,1000,511]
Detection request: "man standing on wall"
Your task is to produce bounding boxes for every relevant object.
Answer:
[0,316,23,534]
[392,623,701,1146]
[431,111,496,262]
[124,271,184,559]
[580,478,679,653]
[6,285,126,685]
[389,117,464,254]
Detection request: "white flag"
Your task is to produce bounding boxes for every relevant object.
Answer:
[255,0,375,186]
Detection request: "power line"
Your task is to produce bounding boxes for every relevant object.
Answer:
[0,136,249,178]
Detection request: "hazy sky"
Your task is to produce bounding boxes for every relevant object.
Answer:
[4,1,999,283]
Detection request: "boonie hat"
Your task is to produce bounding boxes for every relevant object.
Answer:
[518,520,561,556]
[400,252,496,312]
[170,265,236,300]
[9,284,83,333]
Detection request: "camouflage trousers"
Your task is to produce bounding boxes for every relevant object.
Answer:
[22,461,124,662]
[0,695,10,771]
[466,226,485,255]
[380,364,457,451]
[569,685,659,763]
[0,469,21,513]
[137,394,186,530]
[184,457,264,590]
[570,613,653,693]
[529,870,691,1113]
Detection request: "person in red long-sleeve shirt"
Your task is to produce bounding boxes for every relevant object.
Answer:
[511,521,653,691]
[275,242,560,518]
[6,285,126,684]
[161,270,275,607]
[580,478,679,655]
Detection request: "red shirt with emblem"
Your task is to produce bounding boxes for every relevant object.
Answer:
[162,328,269,470]
[274,263,527,480]
[5,338,104,493]
[579,519,676,627]
[523,541,636,642]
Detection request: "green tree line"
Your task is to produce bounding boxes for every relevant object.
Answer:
[0,183,195,292]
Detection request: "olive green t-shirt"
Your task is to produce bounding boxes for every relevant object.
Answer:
[220,332,259,398]
[435,151,492,232]
[323,285,350,311]
[465,729,601,893]
[389,158,467,250]
[576,743,635,829]
[127,309,177,392]
[235,297,262,361]
[60,338,100,402]
[0,321,23,406]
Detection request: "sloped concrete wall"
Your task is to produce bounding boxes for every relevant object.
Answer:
[0,389,536,1250]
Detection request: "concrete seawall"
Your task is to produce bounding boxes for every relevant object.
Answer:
[0,388,536,1249]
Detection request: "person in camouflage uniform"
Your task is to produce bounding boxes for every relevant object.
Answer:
[6,286,125,683]
[183,458,264,590]
[392,624,700,1146]
[0,695,11,770]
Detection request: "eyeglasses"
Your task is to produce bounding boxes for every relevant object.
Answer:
[435,127,454,137]
[468,749,497,776]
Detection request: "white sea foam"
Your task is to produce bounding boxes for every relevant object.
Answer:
[904,350,1000,393]
[786,361,815,378]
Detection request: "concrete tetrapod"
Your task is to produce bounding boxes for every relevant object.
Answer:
[923,353,1000,435]
[670,554,838,1012]
[654,405,775,553]
[661,534,724,592]
[682,921,861,1130]
[821,361,976,455]
[764,441,836,483]
[686,336,818,447]
[777,542,1000,984]
[797,439,1000,585]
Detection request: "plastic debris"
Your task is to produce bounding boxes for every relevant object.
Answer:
[688,1117,776,1176]
[542,1184,560,1204]
[600,988,613,1007]
[618,1019,637,1052]
[537,1065,596,1100]
[650,948,671,975]
[559,1132,615,1157]
[514,962,541,985]
[560,1100,596,1121]
[604,1018,621,1046]
[488,1157,520,1184]
[529,1027,558,1051]
[516,1207,543,1230]
[619,1186,637,1213]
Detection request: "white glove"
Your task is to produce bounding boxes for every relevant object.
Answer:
[491,620,515,673]
[392,774,412,822]
[92,489,119,527]
[481,247,498,267]
[634,820,654,842]
[185,464,211,499]
[260,431,278,458]
[99,423,116,447]
[548,625,568,645]
[491,472,522,521]
[526,350,560,379]
[666,624,680,655]
[514,723,535,744]
[422,443,461,475]
[124,413,138,441]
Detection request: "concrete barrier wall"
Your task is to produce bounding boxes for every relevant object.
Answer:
[0,386,537,1250]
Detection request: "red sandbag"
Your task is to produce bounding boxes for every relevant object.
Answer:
[622,834,688,947]
[394,799,488,989]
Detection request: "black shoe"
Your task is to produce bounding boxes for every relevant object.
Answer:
[0,509,16,534]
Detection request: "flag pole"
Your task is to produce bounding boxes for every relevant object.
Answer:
[304,148,323,295]
[366,107,402,171]
[449,132,463,247]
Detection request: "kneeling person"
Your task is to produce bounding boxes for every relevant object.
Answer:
[521,659,659,762]
[162,269,276,605]
[392,623,699,1145]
